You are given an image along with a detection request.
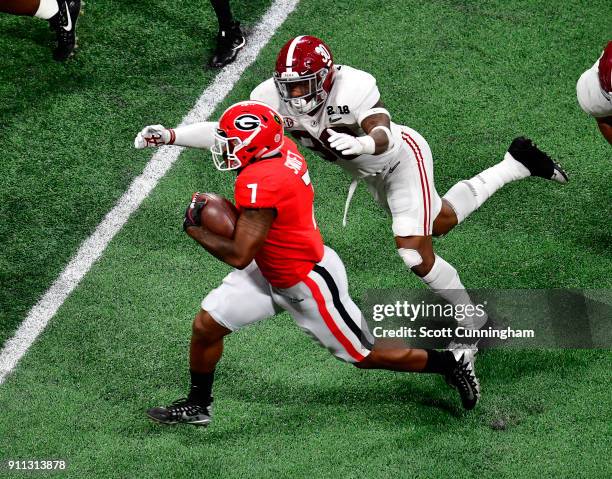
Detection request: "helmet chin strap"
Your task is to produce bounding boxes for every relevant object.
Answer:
[261,141,284,158]
[237,126,261,151]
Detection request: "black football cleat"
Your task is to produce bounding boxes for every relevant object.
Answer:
[209,21,246,68]
[445,348,481,410]
[49,0,81,61]
[507,136,568,184]
[147,397,212,426]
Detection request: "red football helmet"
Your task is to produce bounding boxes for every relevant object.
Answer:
[274,35,335,114]
[598,40,612,96]
[211,101,284,171]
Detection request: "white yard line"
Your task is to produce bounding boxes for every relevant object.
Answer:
[0,0,300,385]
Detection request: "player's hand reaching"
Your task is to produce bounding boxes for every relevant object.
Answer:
[134,125,175,149]
[183,192,208,232]
[326,128,375,156]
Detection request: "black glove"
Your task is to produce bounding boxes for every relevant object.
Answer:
[183,192,207,231]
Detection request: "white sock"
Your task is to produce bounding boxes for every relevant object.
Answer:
[34,0,59,19]
[421,255,488,330]
[443,153,530,223]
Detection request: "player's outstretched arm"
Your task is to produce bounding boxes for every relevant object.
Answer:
[134,122,218,149]
[596,117,612,145]
[185,207,276,269]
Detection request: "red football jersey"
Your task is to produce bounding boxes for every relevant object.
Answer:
[234,137,324,288]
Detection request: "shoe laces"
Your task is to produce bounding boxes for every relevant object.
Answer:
[449,356,479,395]
[167,398,205,417]
[56,27,74,43]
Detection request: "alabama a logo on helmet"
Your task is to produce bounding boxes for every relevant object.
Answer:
[234,114,261,131]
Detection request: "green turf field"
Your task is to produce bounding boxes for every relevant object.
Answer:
[1,0,611,477]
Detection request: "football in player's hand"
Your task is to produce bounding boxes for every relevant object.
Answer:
[198,193,239,238]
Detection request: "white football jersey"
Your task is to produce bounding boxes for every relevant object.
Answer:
[576,60,612,118]
[250,65,405,178]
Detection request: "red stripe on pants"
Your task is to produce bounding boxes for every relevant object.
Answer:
[402,133,431,235]
[302,275,365,362]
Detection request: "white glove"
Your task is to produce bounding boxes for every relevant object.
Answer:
[326,128,375,156]
[134,124,172,149]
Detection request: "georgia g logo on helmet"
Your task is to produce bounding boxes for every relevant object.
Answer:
[234,114,261,131]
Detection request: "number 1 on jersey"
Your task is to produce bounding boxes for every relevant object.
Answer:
[247,183,258,204]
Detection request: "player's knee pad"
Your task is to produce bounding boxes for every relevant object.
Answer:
[398,248,423,269]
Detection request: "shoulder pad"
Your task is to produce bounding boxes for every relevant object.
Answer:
[331,65,380,111]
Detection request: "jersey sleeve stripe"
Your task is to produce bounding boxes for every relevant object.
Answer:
[302,275,367,362]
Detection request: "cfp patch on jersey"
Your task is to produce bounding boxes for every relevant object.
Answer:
[283,117,295,128]
[234,114,261,131]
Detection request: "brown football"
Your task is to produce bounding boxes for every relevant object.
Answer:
[197,192,239,238]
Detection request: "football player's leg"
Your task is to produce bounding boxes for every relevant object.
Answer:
[208,0,245,68]
[280,246,480,409]
[0,1,55,17]
[382,132,486,332]
[396,234,487,332]
[358,346,480,410]
[439,138,568,234]
[188,309,231,394]
[147,262,279,426]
